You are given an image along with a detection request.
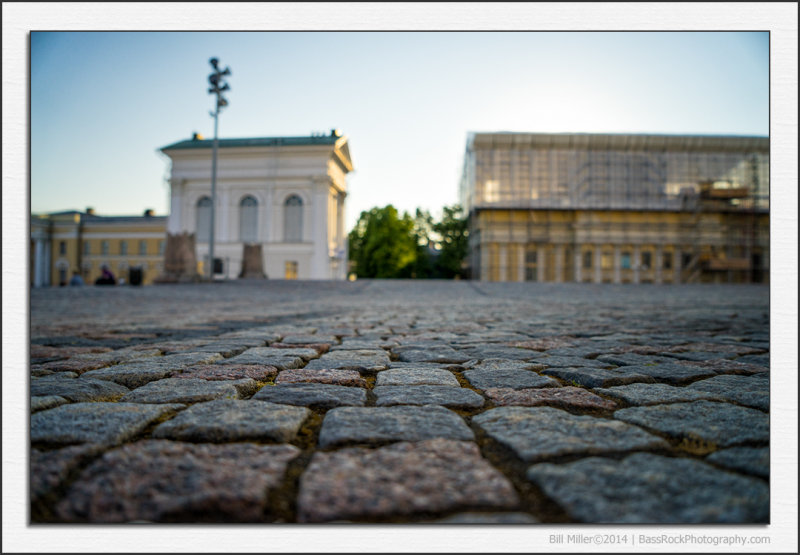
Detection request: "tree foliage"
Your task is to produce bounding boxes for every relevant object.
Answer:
[348,204,469,279]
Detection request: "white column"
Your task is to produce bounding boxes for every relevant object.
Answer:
[498,244,508,282]
[537,246,547,282]
[516,244,525,282]
[613,246,621,284]
[554,244,564,283]
[220,189,230,242]
[633,246,641,284]
[574,247,582,282]
[311,183,329,279]
[594,245,602,283]
[480,243,491,281]
[655,245,663,284]
[34,240,44,288]
[44,241,51,286]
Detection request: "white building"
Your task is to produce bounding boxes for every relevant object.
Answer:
[159,130,353,280]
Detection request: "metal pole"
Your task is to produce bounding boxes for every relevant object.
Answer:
[209,104,219,281]
[207,57,230,282]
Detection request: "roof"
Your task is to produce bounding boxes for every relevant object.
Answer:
[468,132,769,153]
[160,134,340,152]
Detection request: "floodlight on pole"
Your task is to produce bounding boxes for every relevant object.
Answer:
[207,57,231,281]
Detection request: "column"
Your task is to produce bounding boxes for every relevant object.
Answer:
[34,239,44,288]
[516,244,525,282]
[554,244,564,283]
[633,245,641,284]
[655,245,663,284]
[674,247,682,284]
[537,245,547,282]
[498,244,508,282]
[480,243,490,282]
[613,246,621,284]
[311,184,329,279]
[594,245,602,284]
[574,247,582,282]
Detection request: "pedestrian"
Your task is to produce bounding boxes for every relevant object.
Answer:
[95,265,117,285]
[69,271,84,286]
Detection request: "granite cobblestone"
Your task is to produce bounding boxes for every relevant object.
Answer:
[29,281,770,524]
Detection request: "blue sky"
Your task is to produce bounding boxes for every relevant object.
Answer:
[31,31,769,229]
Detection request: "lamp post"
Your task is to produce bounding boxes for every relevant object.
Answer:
[207,57,231,281]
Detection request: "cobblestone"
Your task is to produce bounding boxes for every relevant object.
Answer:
[28,280,770,524]
[526,453,769,523]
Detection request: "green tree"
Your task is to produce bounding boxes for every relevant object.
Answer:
[432,204,469,279]
[348,205,417,278]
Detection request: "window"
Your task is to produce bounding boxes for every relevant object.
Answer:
[59,241,66,255]
[583,251,593,269]
[663,252,673,270]
[239,195,258,243]
[120,240,128,255]
[525,247,537,281]
[101,240,109,255]
[196,196,212,240]
[285,261,298,280]
[139,240,147,255]
[158,240,165,255]
[84,241,90,255]
[284,195,303,242]
[641,251,652,270]
[621,251,631,270]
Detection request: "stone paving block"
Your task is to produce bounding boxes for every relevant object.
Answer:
[39,358,114,375]
[280,334,339,345]
[153,399,310,443]
[734,354,769,367]
[73,347,163,365]
[374,385,484,409]
[505,336,576,351]
[275,368,367,387]
[331,339,397,351]
[376,367,460,387]
[252,383,367,408]
[594,383,724,406]
[463,367,559,390]
[224,348,306,370]
[318,405,474,447]
[31,402,184,447]
[270,342,331,354]
[661,351,734,362]
[296,439,519,522]
[30,374,130,402]
[542,366,656,388]
[393,345,472,364]
[610,362,718,385]
[173,363,278,381]
[536,355,614,369]
[31,444,104,506]
[120,378,259,403]
[31,395,69,412]
[686,374,769,411]
[596,353,677,366]
[456,345,542,361]
[614,400,769,449]
[677,359,769,375]
[473,407,667,462]
[526,453,769,523]
[485,387,616,411]
[665,341,766,356]
[706,447,769,479]
[304,349,390,371]
[54,440,301,523]
[191,342,249,357]
[433,512,540,524]
[82,352,225,388]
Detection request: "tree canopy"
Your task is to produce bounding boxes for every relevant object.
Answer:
[348,204,469,279]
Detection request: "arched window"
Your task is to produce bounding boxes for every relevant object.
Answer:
[239,195,258,243]
[284,195,303,242]
[196,196,212,241]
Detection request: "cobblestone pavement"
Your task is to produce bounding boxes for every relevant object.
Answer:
[29,280,770,524]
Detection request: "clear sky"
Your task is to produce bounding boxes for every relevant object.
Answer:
[31,30,769,229]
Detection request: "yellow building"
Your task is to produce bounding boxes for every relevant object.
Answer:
[460,133,769,284]
[31,209,167,287]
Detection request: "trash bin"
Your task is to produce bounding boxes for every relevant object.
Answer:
[128,266,143,286]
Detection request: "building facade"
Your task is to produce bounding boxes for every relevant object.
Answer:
[159,130,353,280]
[460,132,769,284]
[30,209,167,287]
